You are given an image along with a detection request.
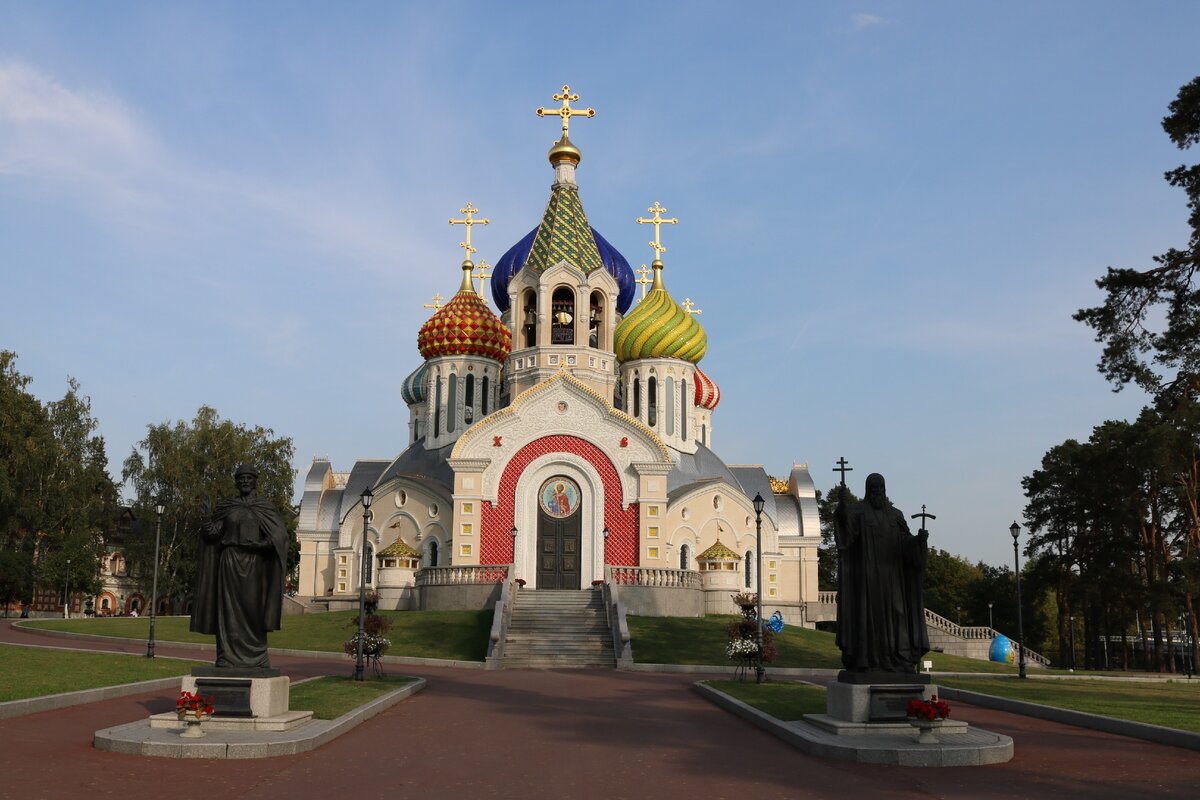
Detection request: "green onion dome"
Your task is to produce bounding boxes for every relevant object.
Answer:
[613,260,706,363]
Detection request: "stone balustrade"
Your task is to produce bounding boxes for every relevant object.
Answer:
[608,566,702,590]
[416,565,509,586]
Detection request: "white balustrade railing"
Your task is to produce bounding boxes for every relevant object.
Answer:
[416,565,509,586]
[607,566,702,590]
[818,591,838,605]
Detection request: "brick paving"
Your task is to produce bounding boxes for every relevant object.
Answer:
[3,620,1200,799]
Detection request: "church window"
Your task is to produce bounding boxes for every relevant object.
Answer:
[465,374,475,410]
[701,423,707,446]
[482,376,489,415]
[447,375,458,433]
[434,378,442,437]
[363,543,374,585]
[522,291,537,348]
[665,377,675,435]
[633,377,641,418]
[679,543,691,571]
[680,381,688,440]
[745,551,753,588]
[426,540,439,567]
[551,287,575,344]
[589,290,604,348]
[648,377,657,427]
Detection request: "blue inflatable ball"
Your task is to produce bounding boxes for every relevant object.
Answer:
[989,634,1015,664]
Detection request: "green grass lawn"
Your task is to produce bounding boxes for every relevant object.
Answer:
[939,676,1200,733]
[289,675,418,720]
[628,615,1021,673]
[0,644,202,702]
[706,679,826,720]
[22,610,494,662]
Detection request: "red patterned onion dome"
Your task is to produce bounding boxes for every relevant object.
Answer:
[694,366,721,410]
[418,264,512,362]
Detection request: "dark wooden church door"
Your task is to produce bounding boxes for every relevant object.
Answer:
[537,507,581,590]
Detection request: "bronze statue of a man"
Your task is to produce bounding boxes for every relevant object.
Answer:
[835,473,929,674]
[190,463,288,670]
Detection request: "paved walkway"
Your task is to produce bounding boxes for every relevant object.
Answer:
[3,621,1200,799]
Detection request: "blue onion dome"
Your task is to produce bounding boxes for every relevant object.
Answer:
[401,363,427,405]
[490,225,635,314]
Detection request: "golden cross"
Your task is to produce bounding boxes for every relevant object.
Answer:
[636,201,678,260]
[448,202,489,263]
[536,84,596,138]
[635,264,653,299]
[682,298,703,316]
[423,292,445,310]
[472,259,493,297]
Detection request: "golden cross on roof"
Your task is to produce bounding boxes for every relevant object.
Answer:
[471,259,493,297]
[536,84,596,138]
[448,202,489,263]
[635,264,653,300]
[423,292,445,310]
[682,298,702,316]
[636,201,678,261]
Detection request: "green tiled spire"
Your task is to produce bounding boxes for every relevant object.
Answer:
[522,184,605,274]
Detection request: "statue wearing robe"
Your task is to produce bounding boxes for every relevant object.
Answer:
[835,473,929,674]
[190,466,288,670]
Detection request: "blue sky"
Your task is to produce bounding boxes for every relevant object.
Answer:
[2,2,1196,569]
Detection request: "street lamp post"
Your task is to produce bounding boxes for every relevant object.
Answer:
[1068,614,1077,671]
[602,527,610,570]
[1010,521,1027,679]
[957,605,963,627]
[354,487,373,681]
[511,526,518,574]
[752,492,766,684]
[63,557,70,619]
[988,601,994,631]
[146,499,165,658]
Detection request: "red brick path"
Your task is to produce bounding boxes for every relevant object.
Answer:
[3,621,1199,799]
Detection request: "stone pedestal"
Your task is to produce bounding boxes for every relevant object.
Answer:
[150,670,312,733]
[806,675,969,738]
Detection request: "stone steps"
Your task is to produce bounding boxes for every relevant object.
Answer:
[502,589,615,669]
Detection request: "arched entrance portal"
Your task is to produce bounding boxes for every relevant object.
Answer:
[536,476,581,589]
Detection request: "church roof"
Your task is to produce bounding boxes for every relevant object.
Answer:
[490,224,635,314]
[379,538,420,559]
[401,363,427,405]
[697,539,740,561]
[417,265,512,362]
[523,183,604,275]
[377,438,456,493]
[666,444,742,496]
[694,367,721,410]
[613,261,707,364]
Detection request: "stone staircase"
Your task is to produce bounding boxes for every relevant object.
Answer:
[502,589,616,668]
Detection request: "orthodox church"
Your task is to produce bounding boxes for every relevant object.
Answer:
[295,87,823,622]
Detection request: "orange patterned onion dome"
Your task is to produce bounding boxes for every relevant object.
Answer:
[418,271,512,362]
[694,366,721,410]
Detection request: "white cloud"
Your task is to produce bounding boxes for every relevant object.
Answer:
[851,12,887,30]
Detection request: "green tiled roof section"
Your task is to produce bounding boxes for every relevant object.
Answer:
[523,185,604,274]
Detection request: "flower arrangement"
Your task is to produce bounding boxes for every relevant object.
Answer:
[515,578,527,587]
[176,690,215,720]
[907,695,951,721]
[343,611,393,657]
[591,579,605,587]
[724,593,777,675]
[725,638,758,658]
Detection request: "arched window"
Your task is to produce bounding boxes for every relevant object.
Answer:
[522,291,537,348]
[446,374,458,433]
[363,542,375,586]
[680,543,691,571]
[633,376,641,418]
[481,375,489,415]
[465,374,475,410]
[648,377,658,427]
[426,539,440,568]
[434,376,442,437]
[744,551,753,588]
[665,376,675,435]
[680,381,688,441]
[589,290,604,348]
[551,287,575,344]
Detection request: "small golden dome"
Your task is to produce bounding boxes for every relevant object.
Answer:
[548,135,582,166]
[697,539,741,561]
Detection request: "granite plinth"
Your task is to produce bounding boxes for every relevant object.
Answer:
[182,675,289,719]
[828,681,933,723]
[150,710,313,732]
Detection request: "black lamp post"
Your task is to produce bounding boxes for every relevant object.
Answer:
[957,605,963,627]
[752,492,766,684]
[1068,614,1077,671]
[988,601,994,630]
[602,527,610,567]
[1010,521,1027,679]
[511,526,518,571]
[63,557,71,619]
[354,487,373,681]
[146,499,165,658]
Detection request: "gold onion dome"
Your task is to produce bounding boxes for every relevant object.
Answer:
[613,261,707,363]
[698,539,740,561]
[548,135,582,166]
[417,263,512,362]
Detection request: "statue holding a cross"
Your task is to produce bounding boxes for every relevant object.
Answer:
[833,461,930,676]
